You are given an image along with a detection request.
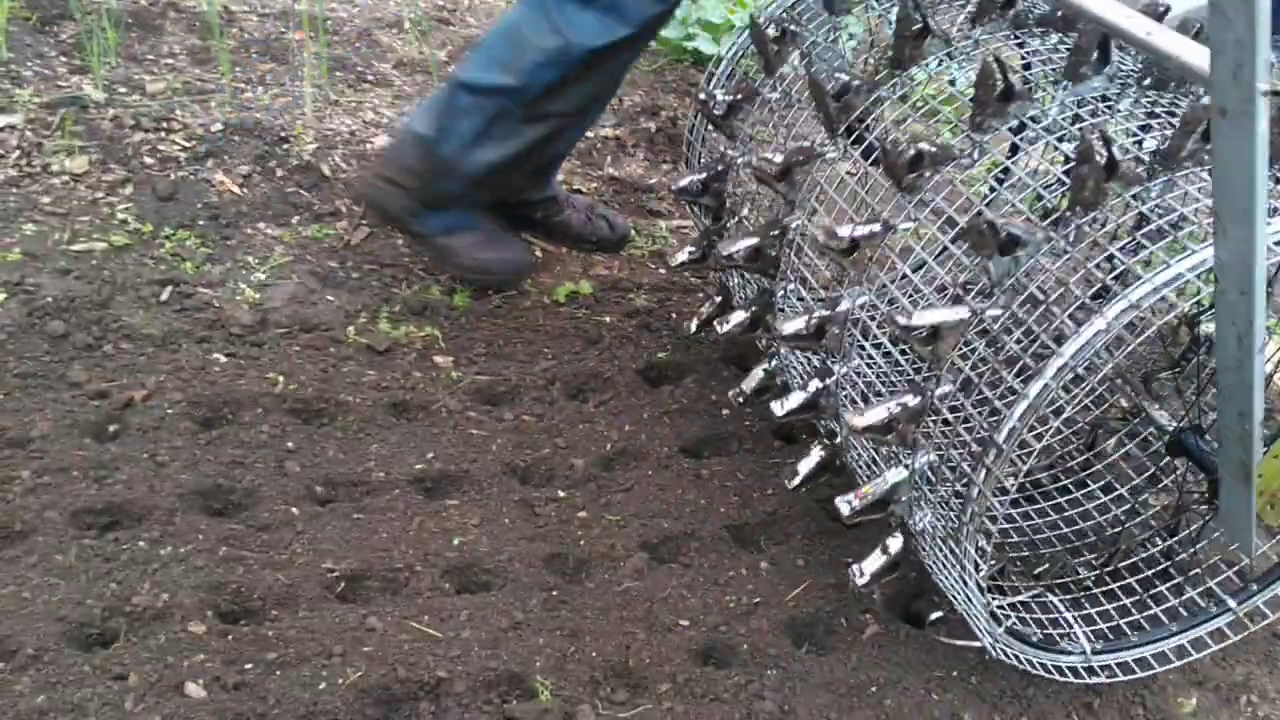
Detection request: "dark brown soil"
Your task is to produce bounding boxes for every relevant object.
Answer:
[1,2,1278,719]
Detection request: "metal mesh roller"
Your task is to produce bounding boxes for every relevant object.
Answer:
[672,0,1280,683]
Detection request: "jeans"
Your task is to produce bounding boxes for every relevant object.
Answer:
[400,0,682,215]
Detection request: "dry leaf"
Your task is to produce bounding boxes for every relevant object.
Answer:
[212,171,245,197]
[64,155,91,175]
[65,241,112,253]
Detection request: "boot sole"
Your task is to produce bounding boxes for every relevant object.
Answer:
[360,181,534,292]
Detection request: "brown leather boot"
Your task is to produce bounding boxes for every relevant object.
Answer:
[359,140,535,291]
[493,189,632,254]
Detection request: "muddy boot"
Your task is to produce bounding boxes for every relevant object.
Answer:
[359,143,535,291]
[493,189,632,254]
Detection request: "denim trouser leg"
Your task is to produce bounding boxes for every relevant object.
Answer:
[401,0,681,219]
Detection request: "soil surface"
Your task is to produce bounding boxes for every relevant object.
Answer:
[1,2,1278,719]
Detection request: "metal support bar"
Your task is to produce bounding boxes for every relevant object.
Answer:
[1209,0,1271,550]
[1061,0,1212,84]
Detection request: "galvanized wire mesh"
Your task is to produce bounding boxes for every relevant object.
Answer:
[780,14,1280,680]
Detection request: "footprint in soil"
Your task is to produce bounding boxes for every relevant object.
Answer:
[440,561,505,595]
[62,619,124,653]
[406,467,468,500]
[185,481,256,519]
[327,567,411,605]
[279,393,341,426]
[542,551,591,585]
[480,669,537,704]
[556,373,598,404]
[769,417,820,445]
[83,409,126,444]
[694,638,740,669]
[635,356,693,388]
[0,518,32,550]
[356,678,443,720]
[639,532,696,566]
[719,336,766,372]
[508,455,581,490]
[467,380,523,408]
[308,474,369,507]
[385,396,431,422]
[188,394,242,431]
[591,443,642,475]
[207,581,273,626]
[677,429,743,460]
[723,516,789,555]
[782,612,836,656]
[67,500,147,535]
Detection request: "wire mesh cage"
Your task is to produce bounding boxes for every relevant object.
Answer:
[673,0,1280,684]
[675,0,856,329]
[786,14,1280,682]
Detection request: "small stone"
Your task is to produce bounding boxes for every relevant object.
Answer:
[553,437,568,449]
[44,319,68,338]
[144,79,168,96]
[65,367,90,386]
[620,552,650,579]
[186,620,207,636]
[363,616,384,632]
[152,178,177,202]
[330,644,344,657]
[283,460,302,474]
[607,688,631,705]
[182,680,208,699]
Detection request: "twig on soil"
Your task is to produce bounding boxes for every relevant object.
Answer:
[595,701,653,718]
[783,579,811,604]
[405,620,444,638]
[519,234,561,254]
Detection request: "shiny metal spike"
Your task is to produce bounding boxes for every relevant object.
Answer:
[671,158,733,210]
[667,222,727,269]
[715,216,789,260]
[728,355,778,405]
[668,243,706,268]
[713,293,772,336]
[833,452,934,522]
[891,305,1004,329]
[786,441,839,490]
[842,381,957,444]
[768,366,837,419]
[815,221,915,259]
[849,529,906,588]
[773,290,870,340]
[688,288,732,336]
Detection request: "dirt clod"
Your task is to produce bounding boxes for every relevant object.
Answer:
[441,562,504,595]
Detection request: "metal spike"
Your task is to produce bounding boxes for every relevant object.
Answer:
[667,221,727,269]
[842,381,956,445]
[833,452,934,522]
[849,529,906,588]
[787,441,840,490]
[713,292,773,336]
[728,354,778,405]
[769,365,837,419]
[773,290,870,341]
[716,215,789,261]
[815,221,914,259]
[688,287,732,336]
[671,158,733,219]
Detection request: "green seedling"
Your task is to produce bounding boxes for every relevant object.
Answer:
[0,0,14,61]
[204,0,233,102]
[69,0,126,90]
[624,221,674,257]
[551,279,593,304]
[533,676,554,703]
[449,287,472,310]
[0,249,22,262]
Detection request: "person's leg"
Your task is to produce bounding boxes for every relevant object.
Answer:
[361,0,681,289]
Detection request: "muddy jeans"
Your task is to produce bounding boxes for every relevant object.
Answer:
[399,0,682,214]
